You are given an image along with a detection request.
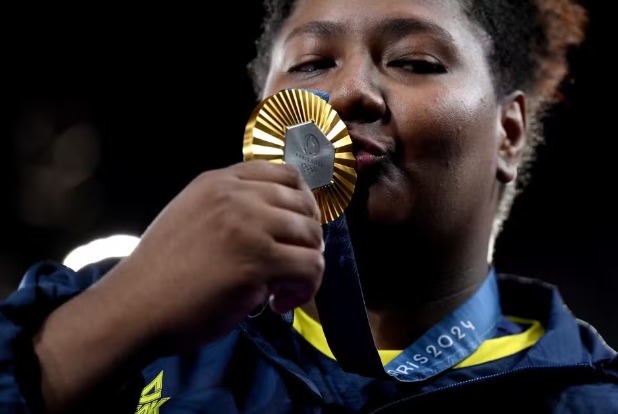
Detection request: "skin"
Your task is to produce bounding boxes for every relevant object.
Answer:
[32,0,526,412]
[264,0,526,345]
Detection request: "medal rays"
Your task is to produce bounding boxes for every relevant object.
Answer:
[244,89,356,224]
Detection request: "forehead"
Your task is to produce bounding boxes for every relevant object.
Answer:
[277,0,488,53]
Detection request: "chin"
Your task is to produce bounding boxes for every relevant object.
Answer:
[346,198,408,232]
[352,164,412,223]
[369,183,413,223]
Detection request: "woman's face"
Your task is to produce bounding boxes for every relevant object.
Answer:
[263,0,520,249]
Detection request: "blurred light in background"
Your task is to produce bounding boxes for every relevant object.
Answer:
[63,234,140,271]
[12,98,102,231]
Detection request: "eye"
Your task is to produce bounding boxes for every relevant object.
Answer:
[288,58,336,73]
[389,58,447,74]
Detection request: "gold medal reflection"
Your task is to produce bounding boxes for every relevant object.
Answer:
[243,89,357,224]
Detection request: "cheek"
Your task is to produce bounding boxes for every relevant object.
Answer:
[392,92,500,217]
[397,91,498,177]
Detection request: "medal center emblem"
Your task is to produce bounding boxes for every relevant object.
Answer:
[303,135,320,156]
[284,121,334,190]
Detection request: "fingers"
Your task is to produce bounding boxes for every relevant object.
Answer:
[262,206,324,249]
[235,160,310,191]
[264,243,325,314]
[232,160,321,222]
[234,162,325,314]
[211,160,326,315]
[250,181,321,223]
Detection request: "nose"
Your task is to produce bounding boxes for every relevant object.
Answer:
[327,56,386,123]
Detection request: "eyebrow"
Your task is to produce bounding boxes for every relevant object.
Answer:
[283,21,345,43]
[379,18,455,45]
[283,17,455,45]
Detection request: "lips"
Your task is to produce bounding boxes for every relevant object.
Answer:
[355,151,386,171]
[349,132,389,172]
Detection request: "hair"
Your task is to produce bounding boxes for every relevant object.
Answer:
[247,0,588,258]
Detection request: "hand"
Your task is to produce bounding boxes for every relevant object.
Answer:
[108,159,325,352]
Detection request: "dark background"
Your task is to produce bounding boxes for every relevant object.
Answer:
[1,3,616,348]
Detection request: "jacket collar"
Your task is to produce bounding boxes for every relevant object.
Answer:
[497,273,617,369]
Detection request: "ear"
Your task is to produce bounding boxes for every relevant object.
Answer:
[496,92,527,184]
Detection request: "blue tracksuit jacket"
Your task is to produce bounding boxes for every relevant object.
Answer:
[1,256,617,413]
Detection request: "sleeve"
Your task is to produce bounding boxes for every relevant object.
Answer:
[0,258,120,413]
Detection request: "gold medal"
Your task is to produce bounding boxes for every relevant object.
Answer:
[243,89,356,224]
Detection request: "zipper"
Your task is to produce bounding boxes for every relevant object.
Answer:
[366,363,594,413]
[238,321,323,400]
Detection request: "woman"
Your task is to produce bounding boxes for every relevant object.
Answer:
[1,1,616,413]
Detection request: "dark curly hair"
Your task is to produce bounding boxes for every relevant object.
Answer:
[247,0,588,252]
